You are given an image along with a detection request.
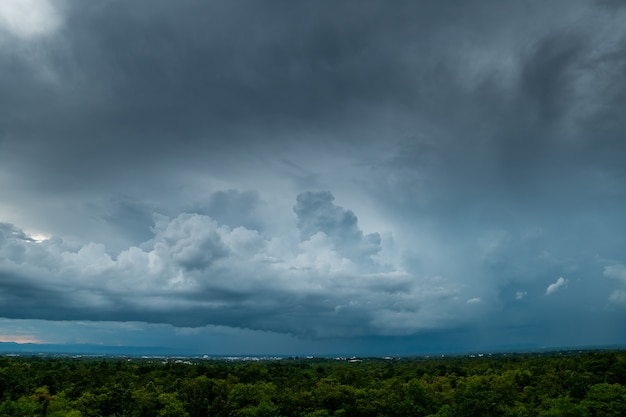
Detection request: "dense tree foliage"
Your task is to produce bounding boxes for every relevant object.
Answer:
[0,350,625,416]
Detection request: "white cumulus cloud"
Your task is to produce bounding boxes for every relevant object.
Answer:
[609,290,626,307]
[604,264,626,284]
[545,277,568,296]
[0,193,468,338]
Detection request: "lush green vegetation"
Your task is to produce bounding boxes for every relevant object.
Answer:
[1,350,625,416]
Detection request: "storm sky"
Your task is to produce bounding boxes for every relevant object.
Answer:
[1,0,626,355]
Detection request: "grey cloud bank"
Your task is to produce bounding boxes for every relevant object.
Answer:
[0,193,464,339]
[1,0,626,353]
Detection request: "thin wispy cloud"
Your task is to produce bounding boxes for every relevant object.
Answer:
[545,277,568,296]
[604,264,626,307]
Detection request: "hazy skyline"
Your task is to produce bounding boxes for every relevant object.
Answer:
[1,0,626,355]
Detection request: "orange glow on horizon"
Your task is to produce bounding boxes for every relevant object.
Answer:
[0,335,43,344]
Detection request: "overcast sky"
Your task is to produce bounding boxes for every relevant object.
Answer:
[1,0,626,355]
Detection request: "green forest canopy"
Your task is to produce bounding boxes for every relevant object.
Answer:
[1,350,625,416]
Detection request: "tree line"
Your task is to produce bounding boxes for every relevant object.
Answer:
[0,350,625,416]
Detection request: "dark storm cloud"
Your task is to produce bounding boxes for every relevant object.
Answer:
[0,0,562,174]
[361,7,626,226]
[294,191,381,262]
[518,32,586,124]
[4,0,423,153]
[5,0,625,201]
[188,190,262,231]
[2,0,626,349]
